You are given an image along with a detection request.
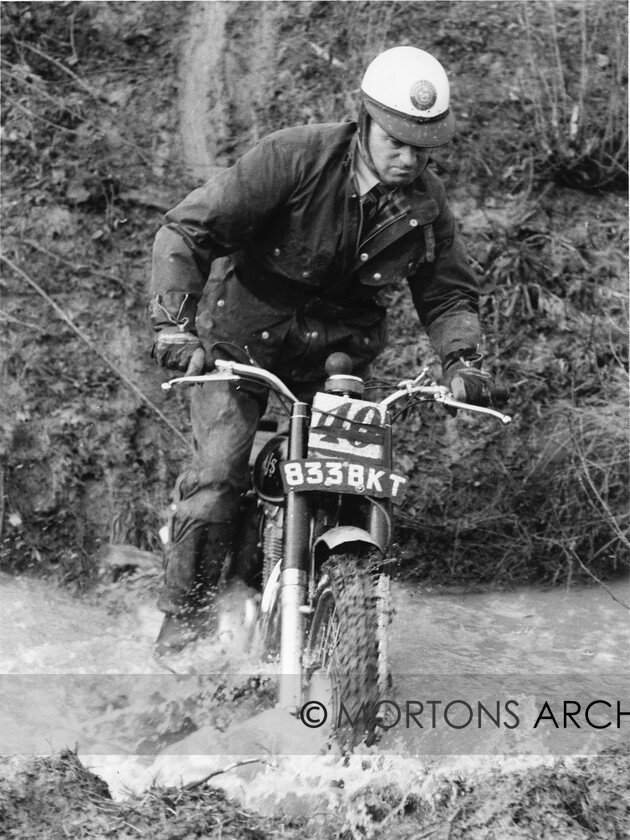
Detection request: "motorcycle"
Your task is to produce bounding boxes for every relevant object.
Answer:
[162,353,511,747]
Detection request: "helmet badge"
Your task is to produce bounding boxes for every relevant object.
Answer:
[410,79,437,111]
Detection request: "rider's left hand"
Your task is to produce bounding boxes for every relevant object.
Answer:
[151,328,205,373]
[185,347,206,376]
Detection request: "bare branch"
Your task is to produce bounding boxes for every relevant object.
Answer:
[183,758,272,791]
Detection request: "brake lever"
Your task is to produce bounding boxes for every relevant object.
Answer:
[435,389,512,425]
[396,367,432,394]
[161,371,240,390]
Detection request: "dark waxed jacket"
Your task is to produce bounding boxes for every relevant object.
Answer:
[150,121,480,375]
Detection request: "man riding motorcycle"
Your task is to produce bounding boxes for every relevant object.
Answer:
[149,46,501,655]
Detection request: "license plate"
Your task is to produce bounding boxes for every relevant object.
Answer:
[280,459,408,504]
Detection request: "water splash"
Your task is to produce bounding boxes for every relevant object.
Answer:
[1,570,628,819]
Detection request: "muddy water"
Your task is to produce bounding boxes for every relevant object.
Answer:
[0,572,627,799]
[391,581,629,674]
[0,573,165,755]
[384,581,629,757]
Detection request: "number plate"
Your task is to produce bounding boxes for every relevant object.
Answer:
[280,459,408,504]
[308,392,388,463]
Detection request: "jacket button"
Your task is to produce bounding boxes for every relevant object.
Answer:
[217,299,225,307]
[373,272,382,281]
[409,219,419,227]
[360,252,369,262]
[302,270,311,278]
[261,331,270,340]
[310,330,319,339]
[273,248,281,256]
[363,337,370,345]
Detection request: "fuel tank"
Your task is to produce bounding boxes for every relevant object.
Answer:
[253,433,288,504]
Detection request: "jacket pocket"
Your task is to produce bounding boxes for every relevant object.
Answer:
[198,262,293,368]
[357,233,428,287]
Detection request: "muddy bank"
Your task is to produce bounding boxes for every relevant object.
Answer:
[2,0,626,587]
[1,749,629,839]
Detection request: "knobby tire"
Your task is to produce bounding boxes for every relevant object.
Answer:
[304,552,385,749]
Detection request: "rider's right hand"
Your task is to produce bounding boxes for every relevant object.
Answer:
[442,351,509,410]
[448,365,497,405]
[151,327,206,374]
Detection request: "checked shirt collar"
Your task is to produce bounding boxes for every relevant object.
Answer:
[353,142,411,245]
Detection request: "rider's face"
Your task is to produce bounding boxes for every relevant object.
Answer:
[366,122,432,186]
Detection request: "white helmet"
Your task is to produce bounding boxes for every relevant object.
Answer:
[360,46,454,148]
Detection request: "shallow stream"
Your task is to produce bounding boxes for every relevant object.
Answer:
[1,571,627,805]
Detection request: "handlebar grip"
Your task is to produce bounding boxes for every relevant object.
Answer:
[492,384,510,406]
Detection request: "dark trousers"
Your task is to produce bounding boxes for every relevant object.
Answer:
[158,381,260,614]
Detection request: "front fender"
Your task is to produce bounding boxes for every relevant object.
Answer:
[314,526,384,562]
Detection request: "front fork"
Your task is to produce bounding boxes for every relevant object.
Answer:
[278,400,310,711]
[276,402,394,711]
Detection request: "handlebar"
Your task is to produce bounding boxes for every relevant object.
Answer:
[380,374,511,425]
[161,360,512,425]
[162,361,302,404]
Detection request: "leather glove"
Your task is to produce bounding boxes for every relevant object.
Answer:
[151,328,206,375]
[442,351,498,407]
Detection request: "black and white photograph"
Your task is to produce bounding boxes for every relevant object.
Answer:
[1,1,628,836]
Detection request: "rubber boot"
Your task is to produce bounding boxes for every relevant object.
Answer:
[155,521,233,657]
[154,613,199,657]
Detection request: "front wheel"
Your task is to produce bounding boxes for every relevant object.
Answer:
[303,552,390,749]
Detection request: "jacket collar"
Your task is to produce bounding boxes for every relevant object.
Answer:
[353,143,380,196]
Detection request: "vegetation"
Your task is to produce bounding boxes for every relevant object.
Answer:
[1,2,191,584]
[1,0,628,588]
[2,747,629,839]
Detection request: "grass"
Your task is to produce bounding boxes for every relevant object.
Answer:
[519,0,628,191]
[521,399,630,583]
